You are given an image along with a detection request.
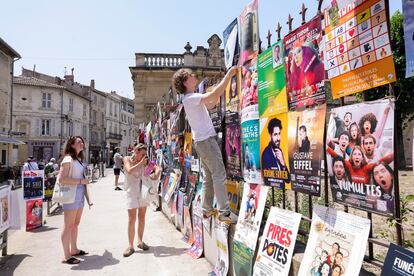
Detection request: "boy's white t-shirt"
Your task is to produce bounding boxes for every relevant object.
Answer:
[182,92,216,142]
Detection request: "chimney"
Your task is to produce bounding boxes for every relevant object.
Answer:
[90,79,95,90]
[64,67,74,84]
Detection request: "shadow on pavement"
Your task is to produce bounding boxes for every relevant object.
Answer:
[141,245,187,258]
[71,249,119,271]
[30,226,58,233]
[0,254,32,276]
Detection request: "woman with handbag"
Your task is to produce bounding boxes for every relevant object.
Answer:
[57,136,91,264]
[123,143,161,257]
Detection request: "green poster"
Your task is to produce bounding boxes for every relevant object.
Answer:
[258,41,288,118]
[233,240,254,276]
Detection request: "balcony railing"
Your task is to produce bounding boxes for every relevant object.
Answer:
[107,132,122,140]
[136,53,184,68]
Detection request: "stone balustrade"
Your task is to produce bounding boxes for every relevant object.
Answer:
[136,53,185,68]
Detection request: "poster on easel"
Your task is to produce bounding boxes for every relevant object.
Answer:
[0,186,11,234]
[26,199,43,231]
[381,243,414,276]
[22,170,44,200]
[298,205,370,276]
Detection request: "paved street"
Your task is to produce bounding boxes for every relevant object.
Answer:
[0,169,212,276]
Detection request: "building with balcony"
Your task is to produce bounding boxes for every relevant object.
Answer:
[120,96,135,156]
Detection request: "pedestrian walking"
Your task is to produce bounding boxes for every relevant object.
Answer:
[172,66,238,223]
[22,156,39,171]
[122,143,161,257]
[113,148,123,191]
[57,136,92,264]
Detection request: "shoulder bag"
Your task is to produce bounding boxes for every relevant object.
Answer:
[52,157,77,204]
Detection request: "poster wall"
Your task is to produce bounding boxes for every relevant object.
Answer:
[258,40,288,117]
[234,183,269,250]
[288,104,326,196]
[324,0,397,98]
[223,18,239,70]
[298,205,370,276]
[253,207,302,276]
[284,15,326,110]
[403,0,414,78]
[241,58,259,122]
[326,99,395,215]
[0,186,11,234]
[225,115,242,178]
[239,0,259,66]
[260,113,291,188]
[381,243,414,276]
[213,224,229,276]
[26,199,43,231]
[22,170,44,200]
[242,119,262,184]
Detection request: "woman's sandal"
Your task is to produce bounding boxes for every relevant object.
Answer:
[73,250,88,256]
[62,257,81,265]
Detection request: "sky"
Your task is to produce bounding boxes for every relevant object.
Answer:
[1,0,402,99]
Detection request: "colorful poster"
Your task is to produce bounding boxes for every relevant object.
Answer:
[326,99,395,215]
[0,186,11,234]
[239,0,259,66]
[223,18,239,70]
[26,199,43,231]
[260,113,291,188]
[213,224,229,276]
[225,72,241,116]
[22,170,44,200]
[284,15,326,110]
[324,0,397,98]
[403,0,414,78]
[253,207,302,276]
[225,115,242,178]
[184,132,192,169]
[258,40,288,117]
[177,191,184,229]
[241,58,259,123]
[233,240,255,276]
[43,177,55,202]
[188,183,203,259]
[298,205,370,276]
[164,172,179,203]
[182,206,194,245]
[241,119,262,184]
[288,105,326,196]
[234,183,269,250]
[226,179,240,214]
[381,243,414,276]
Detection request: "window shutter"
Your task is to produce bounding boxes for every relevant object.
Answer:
[51,119,56,137]
[36,119,41,136]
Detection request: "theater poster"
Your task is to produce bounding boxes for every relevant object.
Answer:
[223,18,239,70]
[188,184,203,259]
[242,119,262,184]
[239,0,259,66]
[225,68,241,116]
[326,99,395,215]
[164,172,179,204]
[298,205,370,276]
[403,0,414,78]
[288,104,326,196]
[182,206,194,245]
[26,199,43,231]
[22,170,44,200]
[234,183,269,250]
[226,179,240,214]
[324,0,397,98]
[233,240,255,276]
[213,223,229,276]
[241,58,259,122]
[260,113,291,189]
[253,207,302,276]
[225,115,242,178]
[258,40,288,117]
[284,15,326,110]
[381,243,414,276]
[0,186,11,234]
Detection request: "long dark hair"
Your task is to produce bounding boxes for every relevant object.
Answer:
[60,136,85,164]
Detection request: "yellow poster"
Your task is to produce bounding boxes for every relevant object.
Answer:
[225,68,242,115]
[324,0,396,98]
[226,179,240,214]
[259,113,291,189]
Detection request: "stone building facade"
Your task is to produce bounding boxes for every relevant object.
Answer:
[120,96,135,156]
[89,80,107,162]
[105,91,122,165]
[129,34,225,126]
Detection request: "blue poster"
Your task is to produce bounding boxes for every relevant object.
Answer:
[381,243,414,276]
[403,0,414,78]
[241,119,262,184]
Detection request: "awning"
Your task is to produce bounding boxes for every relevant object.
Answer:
[0,136,25,145]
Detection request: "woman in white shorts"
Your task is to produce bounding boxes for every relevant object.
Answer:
[123,143,161,257]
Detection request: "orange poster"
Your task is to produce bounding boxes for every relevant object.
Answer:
[324,0,396,98]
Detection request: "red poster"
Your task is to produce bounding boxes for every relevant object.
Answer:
[26,199,43,231]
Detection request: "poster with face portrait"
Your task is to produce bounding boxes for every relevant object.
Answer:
[164,172,180,204]
[223,18,239,70]
[26,199,43,231]
[225,69,242,117]
[188,183,203,259]
[234,183,269,250]
[213,223,229,276]
[241,58,259,122]
[184,132,192,169]
[284,15,326,111]
[403,0,414,78]
[242,119,262,184]
[260,113,291,189]
[0,186,11,234]
[326,99,395,215]
[288,105,326,196]
[324,0,397,98]
[226,179,240,214]
[225,115,242,178]
[298,205,370,276]
[253,207,301,276]
[258,40,288,117]
[239,0,259,66]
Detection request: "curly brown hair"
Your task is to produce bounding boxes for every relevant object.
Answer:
[359,112,378,135]
[172,68,193,94]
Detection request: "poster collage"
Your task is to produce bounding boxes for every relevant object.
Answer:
[144,0,412,275]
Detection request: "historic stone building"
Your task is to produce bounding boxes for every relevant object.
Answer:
[130,34,226,125]
[120,96,136,155]
[89,80,107,162]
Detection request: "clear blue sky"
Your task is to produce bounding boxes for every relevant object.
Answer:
[1,0,401,99]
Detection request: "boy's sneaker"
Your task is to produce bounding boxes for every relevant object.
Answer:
[115,187,122,191]
[203,209,217,219]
